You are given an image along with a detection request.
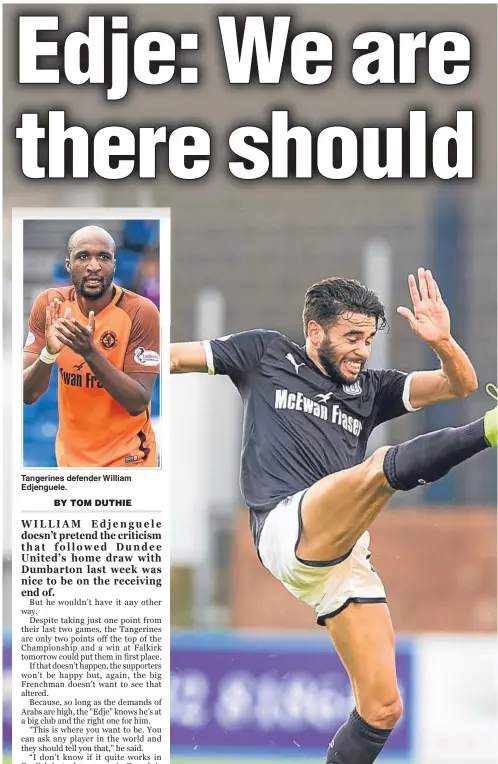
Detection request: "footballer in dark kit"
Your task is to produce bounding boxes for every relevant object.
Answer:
[171,271,497,764]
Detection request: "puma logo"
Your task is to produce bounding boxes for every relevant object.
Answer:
[286,352,305,375]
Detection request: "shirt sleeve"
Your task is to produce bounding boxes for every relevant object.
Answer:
[124,298,160,374]
[204,330,279,380]
[25,291,49,354]
[370,369,420,427]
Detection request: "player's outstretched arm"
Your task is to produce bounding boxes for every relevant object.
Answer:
[397,268,478,408]
[170,342,209,374]
[23,299,67,405]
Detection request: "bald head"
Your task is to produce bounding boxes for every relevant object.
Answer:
[67,226,116,258]
[65,225,117,300]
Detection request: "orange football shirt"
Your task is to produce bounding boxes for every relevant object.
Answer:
[25,285,160,468]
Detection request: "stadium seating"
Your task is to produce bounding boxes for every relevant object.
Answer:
[123,220,159,250]
[114,248,141,289]
[150,376,160,417]
[53,261,69,286]
[23,376,59,467]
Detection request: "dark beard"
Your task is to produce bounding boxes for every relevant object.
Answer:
[72,273,114,300]
[317,343,365,385]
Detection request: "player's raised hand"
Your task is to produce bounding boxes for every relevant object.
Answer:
[55,312,97,359]
[397,268,451,345]
[45,300,71,354]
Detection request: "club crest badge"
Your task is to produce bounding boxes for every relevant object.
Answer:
[100,330,118,350]
[342,381,362,395]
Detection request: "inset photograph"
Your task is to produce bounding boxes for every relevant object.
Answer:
[22,217,162,468]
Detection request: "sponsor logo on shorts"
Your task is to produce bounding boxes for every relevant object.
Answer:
[100,330,118,350]
[343,381,362,395]
[25,331,35,347]
[125,455,139,463]
[134,347,160,366]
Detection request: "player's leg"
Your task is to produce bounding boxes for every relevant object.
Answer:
[383,408,496,489]
[297,446,394,562]
[324,602,402,764]
[259,493,402,762]
[298,407,497,562]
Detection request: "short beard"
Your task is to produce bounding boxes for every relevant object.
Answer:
[72,274,113,300]
[317,340,365,385]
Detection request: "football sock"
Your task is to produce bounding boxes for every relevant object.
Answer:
[325,709,391,763]
[484,406,497,447]
[383,418,490,491]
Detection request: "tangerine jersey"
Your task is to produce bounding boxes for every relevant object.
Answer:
[25,285,160,468]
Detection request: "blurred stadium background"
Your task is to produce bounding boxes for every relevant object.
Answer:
[22,218,161,467]
[2,4,497,764]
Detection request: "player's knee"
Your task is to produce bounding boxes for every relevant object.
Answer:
[365,694,403,730]
[370,445,392,466]
[364,446,392,488]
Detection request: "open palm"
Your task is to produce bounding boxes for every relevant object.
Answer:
[397,268,451,344]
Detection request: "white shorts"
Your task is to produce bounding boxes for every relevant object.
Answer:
[258,489,387,626]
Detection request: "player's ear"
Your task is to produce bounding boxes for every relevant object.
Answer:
[65,258,71,273]
[307,320,323,345]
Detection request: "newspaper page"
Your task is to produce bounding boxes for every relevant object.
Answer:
[3,5,497,764]
[11,210,169,764]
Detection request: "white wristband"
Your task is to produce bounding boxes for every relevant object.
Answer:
[39,346,60,365]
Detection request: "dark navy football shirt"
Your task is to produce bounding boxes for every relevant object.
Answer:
[204,330,415,547]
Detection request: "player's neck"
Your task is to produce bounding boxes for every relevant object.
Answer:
[305,341,329,377]
[76,284,116,317]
